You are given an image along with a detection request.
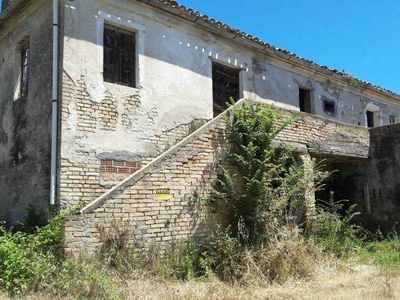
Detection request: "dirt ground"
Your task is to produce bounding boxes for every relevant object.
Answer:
[119,264,399,300]
[1,263,398,300]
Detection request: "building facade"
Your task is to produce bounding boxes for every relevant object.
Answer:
[1,0,400,248]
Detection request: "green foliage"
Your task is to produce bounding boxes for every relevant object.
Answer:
[53,257,121,299]
[358,231,400,269]
[203,101,335,284]
[0,213,65,294]
[210,101,330,242]
[310,192,362,256]
[203,228,245,282]
[25,204,49,232]
[146,241,207,280]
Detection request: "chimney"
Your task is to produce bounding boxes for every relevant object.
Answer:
[1,0,13,13]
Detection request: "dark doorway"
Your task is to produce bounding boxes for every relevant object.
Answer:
[315,157,368,227]
[212,62,241,117]
[366,111,375,128]
[299,88,311,113]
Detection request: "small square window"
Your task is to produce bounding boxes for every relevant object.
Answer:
[390,115,397,125]
[104,25,136,88]
[323,100,335,114]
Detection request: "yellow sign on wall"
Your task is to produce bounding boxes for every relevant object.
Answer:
[156,188,171,201]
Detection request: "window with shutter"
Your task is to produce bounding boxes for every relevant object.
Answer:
[104,25,136,88]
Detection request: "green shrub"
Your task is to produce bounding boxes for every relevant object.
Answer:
[209,101,330,243]
[0,214,65,294]
[310,192,362,256]
[24,204,49,232]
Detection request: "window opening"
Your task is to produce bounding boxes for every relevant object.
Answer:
[323,100,335,114]
[299,88,311,113]
[367,111,375,128]
[20,42,30,98]
[212,62,241,117]
[104,25,136,88]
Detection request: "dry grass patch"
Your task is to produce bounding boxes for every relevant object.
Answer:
[1,262,399,300]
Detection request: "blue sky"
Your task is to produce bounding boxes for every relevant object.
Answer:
[1,0,399,93]
[179,0,400,93]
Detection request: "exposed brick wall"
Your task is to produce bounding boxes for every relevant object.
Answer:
[276,110,370,158]
[64,116,227,254]
[75,77,98,134]
[59,72,208,210]
[100,159,142,182]
[59,157,106,207]
[63,100,370,255]
[99,97,118,131]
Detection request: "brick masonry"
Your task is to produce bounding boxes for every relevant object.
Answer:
[64,115,227,254]
[100,159,143,182]
[59,72,207,210]
[63,100,370,255]
[276,110,370,158]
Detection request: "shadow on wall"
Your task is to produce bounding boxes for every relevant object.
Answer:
[63,1,254,96]
[366,124,400,233]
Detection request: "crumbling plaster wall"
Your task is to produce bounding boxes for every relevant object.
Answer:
[59,0,399,209]
[252,56,400,126]
[0,0,53,223]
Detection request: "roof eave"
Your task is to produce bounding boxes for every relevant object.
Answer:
[0,0,26,28]
[143,0,400,103]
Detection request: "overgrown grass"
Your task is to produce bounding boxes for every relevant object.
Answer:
[2,213,400,299]
[357,232,400,269]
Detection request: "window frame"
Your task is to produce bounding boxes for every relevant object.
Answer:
[390,114,397,125]
[211,61,242,117]
[299,87,313,114]
[20,43,30,98]
[323,99,336,115]
[366,111,375,128]
[13,39,30,102]
[103,24,137,88]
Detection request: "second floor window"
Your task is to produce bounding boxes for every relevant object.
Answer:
[103,25,136,88]
[299,88,311,113]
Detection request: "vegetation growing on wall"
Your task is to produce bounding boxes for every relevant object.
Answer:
[208,101,330,241]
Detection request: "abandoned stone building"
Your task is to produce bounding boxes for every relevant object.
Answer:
[1,0,400,252]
